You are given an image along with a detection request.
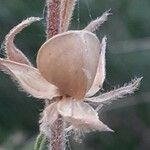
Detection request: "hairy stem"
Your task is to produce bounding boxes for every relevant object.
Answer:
[46,0,61,39]
[50,115,65,150]
[46,1,65,150]
[34,133,44,150]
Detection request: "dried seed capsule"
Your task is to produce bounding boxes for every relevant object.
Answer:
[37,30,101,99]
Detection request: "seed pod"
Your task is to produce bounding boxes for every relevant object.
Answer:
[37,30,101,99]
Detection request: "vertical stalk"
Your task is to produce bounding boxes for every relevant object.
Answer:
[46,0,61,39]
[46,1,65,150]
[45,0,76,149]
[50,115,65,150]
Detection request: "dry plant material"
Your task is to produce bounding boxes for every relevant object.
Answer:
[0,0,142,148]
[37,31,100,99]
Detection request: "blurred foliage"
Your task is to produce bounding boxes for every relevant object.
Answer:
[0,0,150,149]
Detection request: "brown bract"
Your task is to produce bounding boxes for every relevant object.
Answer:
[37,30,100,99]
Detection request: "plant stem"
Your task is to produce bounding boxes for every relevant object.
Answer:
[46,1,65,150]
[46,0,61,39]
[50,115,65,150]
[34,133,44,150]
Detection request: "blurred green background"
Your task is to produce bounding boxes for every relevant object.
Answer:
[0,0,150,149]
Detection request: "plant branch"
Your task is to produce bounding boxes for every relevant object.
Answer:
[46,0,61,39]
[45,1,66,149]
[50,115,65,150]
[44,0,78,149]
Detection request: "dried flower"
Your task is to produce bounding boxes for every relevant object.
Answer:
[0,9,141,138]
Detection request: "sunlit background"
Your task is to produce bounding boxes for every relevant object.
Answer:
[0,0,150,149]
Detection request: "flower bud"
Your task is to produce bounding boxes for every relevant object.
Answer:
[37,30,101,99]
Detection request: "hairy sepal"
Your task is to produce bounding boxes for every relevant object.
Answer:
[40,102,59,137]
[4,17,41,65]
[0,59,60,99]
[84,10,111,32]
[57,98,113,132]
[86,37,107,97]
[60,0,77,32]
[86,78,142,105]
